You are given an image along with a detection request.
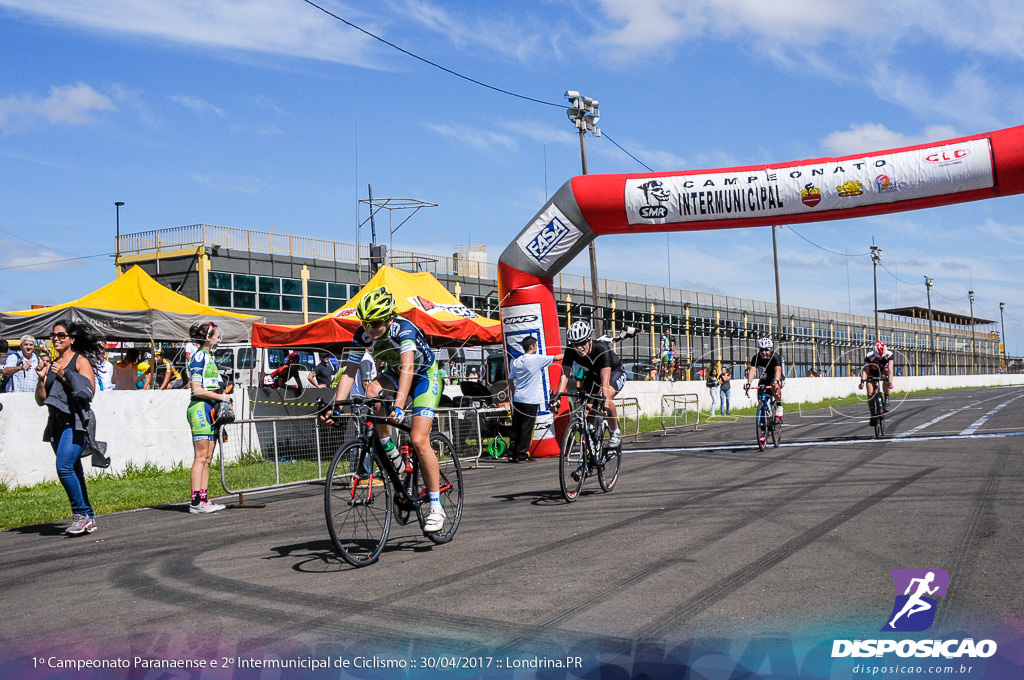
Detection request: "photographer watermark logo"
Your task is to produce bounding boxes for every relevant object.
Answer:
[881,568,949,632]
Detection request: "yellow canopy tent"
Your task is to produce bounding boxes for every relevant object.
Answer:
[0,265,261,342]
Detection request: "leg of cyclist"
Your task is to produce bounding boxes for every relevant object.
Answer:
[403,362,444,533]
[603,369,626,449]
[366,377,402,473]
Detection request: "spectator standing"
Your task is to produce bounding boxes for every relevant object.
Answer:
[3,335,41,393]
[112,348,140,390]
[307,354,337,388]
[719,364,732,415]
[706,363,720,414]
[34,320,105,535]
[507,336,563,463]
[96,352,115,391]
[185,322,232,514]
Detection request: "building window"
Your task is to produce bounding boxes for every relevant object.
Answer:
[259,293,281,310]
[308,298,327,315]
[209,272,232,290]
[308,281,327,298]
[328,283,349,299]
[234,274,256,292]
[282,278,302,296]
[282,295,303,312]
[259,277,280,294]
[234,292,256,308]
[209,289,232,307]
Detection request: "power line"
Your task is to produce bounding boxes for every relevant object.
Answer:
[784,226,871,257]
[0,252,110,272]
[300,0,655,172]
[300,0,562,109]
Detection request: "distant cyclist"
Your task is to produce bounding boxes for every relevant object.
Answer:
[745,337,786,422]
[328,287,446,534]
[557,320,626,450]
[860,341,895,413]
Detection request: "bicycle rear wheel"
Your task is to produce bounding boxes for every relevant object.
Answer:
[755,403,768,451]
[421,431,463,545]
[871,393,884,438]
[559,421,587,502]
[597,423,620,491]
[324,441,392,567]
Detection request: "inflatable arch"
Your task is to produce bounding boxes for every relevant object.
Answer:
[497,124,1024,457]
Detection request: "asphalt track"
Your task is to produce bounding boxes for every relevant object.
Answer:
[2,386,1023,679]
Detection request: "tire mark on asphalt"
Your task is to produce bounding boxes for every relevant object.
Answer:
[494,449,896,651]
[933,448,1008,632]
[633,466,937,640]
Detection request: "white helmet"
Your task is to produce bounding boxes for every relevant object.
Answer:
[756,337,774,350]
[566,320,593,346]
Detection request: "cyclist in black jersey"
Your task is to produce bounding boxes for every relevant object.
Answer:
[557,320,626,449]
[745,336,786,422]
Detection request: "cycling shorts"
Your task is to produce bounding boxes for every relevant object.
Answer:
[377,360,441,419]
[583,369,626,399]
[187,400,216,441]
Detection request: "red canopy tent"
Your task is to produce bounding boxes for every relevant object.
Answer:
[251,267,502,348]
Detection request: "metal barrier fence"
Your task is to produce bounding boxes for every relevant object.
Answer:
[615,397,645,443]
[216,407,484,498]
[660,393,701,433]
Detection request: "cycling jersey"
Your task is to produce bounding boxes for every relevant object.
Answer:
[564,340,626,395]
[346,315,440,418]
[186,349,221,440]
[346,316,435,376]
[748,350,786,386]
[863,348,894,380]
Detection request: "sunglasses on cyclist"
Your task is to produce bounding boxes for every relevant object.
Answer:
[361,319,388,329]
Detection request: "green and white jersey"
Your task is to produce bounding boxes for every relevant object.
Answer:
[188,349,221,392]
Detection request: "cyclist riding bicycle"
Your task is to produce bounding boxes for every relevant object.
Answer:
[557,319,626,449]
[745,337,786,422]
[327,286,446,534]
[859,341,895,412]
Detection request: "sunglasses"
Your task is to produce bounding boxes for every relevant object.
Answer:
[362,319,388,329]
[51,332,69,340]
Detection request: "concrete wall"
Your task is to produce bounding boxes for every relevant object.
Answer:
[618,373,1024,418]
[3,375,1022,488]
[0,390,242,488]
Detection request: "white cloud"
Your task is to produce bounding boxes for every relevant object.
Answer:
[821,123,961,156]
[169,95,227,117]
[0,82,115,133]
[0,0,384,67]
[425,122,517,151]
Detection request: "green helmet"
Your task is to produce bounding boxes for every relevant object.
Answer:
[356,286,396,322]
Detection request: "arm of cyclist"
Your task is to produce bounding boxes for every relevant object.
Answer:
[389,349,416,423]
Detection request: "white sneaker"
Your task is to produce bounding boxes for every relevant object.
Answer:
[423,507,446,533]
[189,500,226,514]
[608,430,622,449]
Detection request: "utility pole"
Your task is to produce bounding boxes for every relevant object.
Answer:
[870,245,882,341]
[968,290,976,374]
[565,90,602,334]
[925,276,937,374]
[999,302,1007,372]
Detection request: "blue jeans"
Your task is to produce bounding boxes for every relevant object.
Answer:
[720,389,731,414]
[52,427,93,517]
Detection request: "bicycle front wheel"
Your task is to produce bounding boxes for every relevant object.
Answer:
[421,431,464,545]
[559,421,587,502]
[324,441,392,567]
[597,424,620,492]
[755,404,768,451]
[771,416,781,448]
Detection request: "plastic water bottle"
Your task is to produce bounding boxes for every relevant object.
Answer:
[775,404,784,419]
[400,444,414,473]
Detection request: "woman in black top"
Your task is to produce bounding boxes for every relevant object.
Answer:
[34,320,104,536]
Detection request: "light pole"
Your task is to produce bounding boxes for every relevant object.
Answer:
[925,276,937,374]
[968,290,976,374]
[565,90,602,333]
[870,245,882,342]
[999,302,1007,372]
[114,201,125,273]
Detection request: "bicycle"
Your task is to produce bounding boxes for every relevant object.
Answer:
[554,390,621,502]
[322,396,463,567]
[861,374,889,438]
[745,383,781,451]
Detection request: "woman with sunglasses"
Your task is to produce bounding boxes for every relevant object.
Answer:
[34,320,105,535]
[744,336,787,423]
[329,287,446,534]
[185,322,231,514]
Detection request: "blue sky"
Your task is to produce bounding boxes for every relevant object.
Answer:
[1,0,1022,354]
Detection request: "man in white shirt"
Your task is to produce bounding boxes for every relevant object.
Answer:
[507,336,563,463]
[3,335,40,393]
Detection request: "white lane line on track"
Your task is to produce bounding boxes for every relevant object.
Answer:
[893,401,981,439]
[628,430,1024,454]
[960,392,1024,435]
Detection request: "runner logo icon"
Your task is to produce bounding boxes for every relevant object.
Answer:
[881,568,949,632]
